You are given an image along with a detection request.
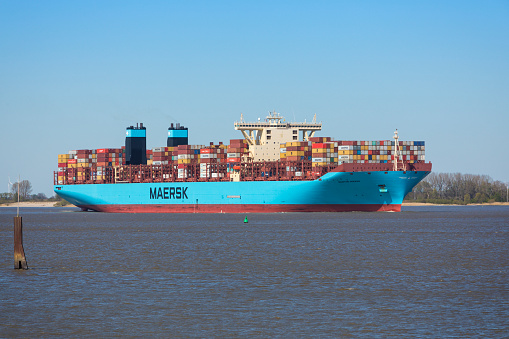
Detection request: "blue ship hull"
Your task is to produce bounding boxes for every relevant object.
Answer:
[54,170,430,213]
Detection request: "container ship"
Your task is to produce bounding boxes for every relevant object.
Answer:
[54,112,432,213]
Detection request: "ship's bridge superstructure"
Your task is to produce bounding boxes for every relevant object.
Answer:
[234,111,322,161]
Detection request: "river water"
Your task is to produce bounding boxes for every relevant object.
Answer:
[0,206,507,337]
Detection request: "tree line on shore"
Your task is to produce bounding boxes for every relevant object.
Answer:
[0,180,64,204]
[405,172,508,204]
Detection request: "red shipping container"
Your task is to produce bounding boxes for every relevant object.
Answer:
[200,149,211,154]
[227,158,241,162]
[312,143,327,148]
[68,159,77,164]
[229,139,246,145]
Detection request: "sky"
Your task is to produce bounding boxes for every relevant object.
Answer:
[1,1,508,197]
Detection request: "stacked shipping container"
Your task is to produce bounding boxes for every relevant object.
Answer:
[151,146,178,165]
[199,143,227,179]
[336,140,425,164]
[311,142,338,167]
[279,141,313,162]
[56,138,425,184]
[227,139,248,164]
[57,149,124,184]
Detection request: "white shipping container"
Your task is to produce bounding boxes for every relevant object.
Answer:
[153,147,164,152]
[295,172,302,176]
[338,145,353,150]
[212,173,219,178]
[227,153,240,158]
[280,148,287,153]
[312,158,327,162]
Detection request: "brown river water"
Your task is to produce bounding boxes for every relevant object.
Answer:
[0,206,507,337]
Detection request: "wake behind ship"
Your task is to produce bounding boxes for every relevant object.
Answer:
[54,112,432,213]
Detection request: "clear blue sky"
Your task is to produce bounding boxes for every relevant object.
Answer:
[1,1,508,197]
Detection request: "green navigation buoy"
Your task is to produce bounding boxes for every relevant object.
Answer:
[244,216,248,223]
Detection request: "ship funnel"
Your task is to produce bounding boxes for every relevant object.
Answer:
[125,123,147,165]
[168,123,188,147]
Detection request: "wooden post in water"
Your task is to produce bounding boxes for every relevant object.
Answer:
[14,216,28,269]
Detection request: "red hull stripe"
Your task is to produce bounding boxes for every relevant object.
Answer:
[78,204,402,213]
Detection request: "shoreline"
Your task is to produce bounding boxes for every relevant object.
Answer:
[1,201,508,208]
[403,202,509,206]
[0,201,71,208]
